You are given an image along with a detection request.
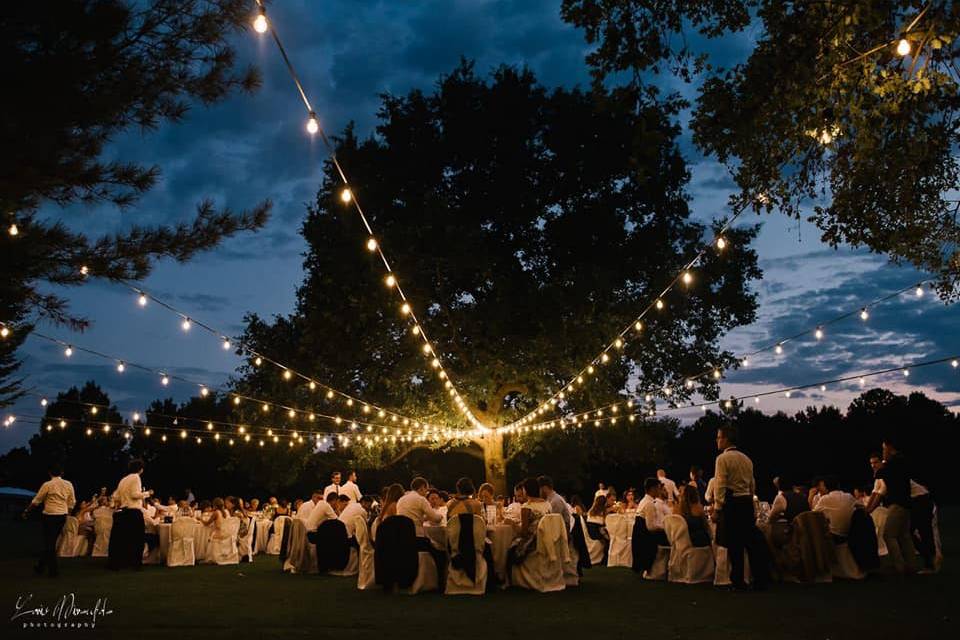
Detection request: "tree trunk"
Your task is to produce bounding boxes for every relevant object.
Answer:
[479,430,507,495]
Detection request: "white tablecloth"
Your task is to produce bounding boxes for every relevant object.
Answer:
[158,520,210,563]
[423,523,515,581]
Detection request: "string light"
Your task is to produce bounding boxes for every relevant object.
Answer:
[306,112,319,135]
[896,38,911,56]
[682,271,693,285]
[716,237,727,250]
[775,343,783,355]
[815,327,824,340]
[80,265,89,276]
[860,308,869,321]
[222,338,231,350]
[253,7,268,33]
[181,318,192,332]
[366,237,378,252]
[64,346,73,357]
[915,284,924,298]
[0,326,8,338]
[7,223,18,237]
[161,374,169,386]
[138,293,148,307]
[340,188,353,204]
[40,398,48,407]
[116,362,125,373]
[400,303,411,315]
[385,274,396,287]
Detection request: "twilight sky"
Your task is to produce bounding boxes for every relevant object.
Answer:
[4,0,959,453]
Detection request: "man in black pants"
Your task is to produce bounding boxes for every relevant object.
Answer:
[713,424,770,590]
[23,463,76,577]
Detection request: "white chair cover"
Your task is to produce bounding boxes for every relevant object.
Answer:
[253,518,271,555]
[167,518,197,567]
[831,542,865,580]
[581,516,605,566]
[445,514,488,595]
[237,516,255,562]
[266,516,290,555]
[208,517,241,565]
[663,514,715,584]
[605,513,633,567]
[56,516,84,558]
[91,515,112,558]
[406,552,440,594]
[511,513,567,592]
[355,516,376,590]
[330,548,359,577]
[282,518,317,574]
[871,506,889,556]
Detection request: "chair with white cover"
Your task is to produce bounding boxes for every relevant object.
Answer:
[355,516,376,590]
[91,515,112,558]
[266,516,289,555]
[445,514,488,595]
[166,518,197,567]
[237,516,255,562]
[581,516,605,567]
[511,513,568,592]
[663,514,715,584]
[831,542,865,580]
[282,518,317,574]
[208,517,241,565]
[57,516,86,558]
[871,506,889,556]
[329,520,359,577]
[605,514,632,568]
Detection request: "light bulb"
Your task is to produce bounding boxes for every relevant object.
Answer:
[233,396,241,405]
[741,357,749,367]
[896,38,911,56]
[819,385,826,392]
[785,391,792,398]
[411,325,420,335]
[902,369,909,377]
[655,299,664,310]
[138,293,148,307]
[200,386,209,397]
[80,265,89,276]
[614,338,623,349]
[326,390,334,399]
[90,406,98,415]
[253,10,268,34]
[64,346,73,357]
[116,362,125,373]
[40,398,48,407]
[366,237,378,251]
[634,321,643,331]
[600,353,610,363]
[207,422,214,430]
[222,339,231,350]
[401,302,411,315]
[422,343,432,354]
[0,327,8,338]
[952,359,959,368]
[283,369,292,380]
[860,308,869,321]
[340,188,353,203]
[133,412,140,422]
[775,343,783,355]
[713,369,721,379]
[181,318,191,331]
[306,112,319,135]
[716,237,727,250]
[385,274,396,287]
[161,375,169,386]
[254,356,262,366]
[859,377,866,386]
[815,327,824,340]
[915,285,924,297]
[7,223,18,236]
[181,430,187,439]
[309,381,316,390]
[682,271,692,285]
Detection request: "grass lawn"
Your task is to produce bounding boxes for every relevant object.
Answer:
[1,515,957,640]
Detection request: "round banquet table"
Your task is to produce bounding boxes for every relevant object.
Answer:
[158,519,210,563]
[423,522,516,582]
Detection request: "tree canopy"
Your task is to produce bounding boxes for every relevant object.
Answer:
[0,0,271,406]
[562,0,960,298]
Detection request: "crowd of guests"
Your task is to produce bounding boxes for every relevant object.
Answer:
[25,424,941,589]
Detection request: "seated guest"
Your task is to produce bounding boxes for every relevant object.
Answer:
[509,477,552,565]
[604,487,619,512]
[503,482,526,523]
[337,494,367,537]
[537,476,571,531]
[569,495,585,517]
[293,498,304,515]
[587,495,608,526]
[447,477,483,518]
[397,477,444,536]
[808,476,827,510]
[769,477,810,523]
[620,489,638,513]
[595,482,608,498]
[304,491,338,533]
[478,483,504,522]
[373,483,405,537]
[637,479,667,542]
[427,488,447,520]
[297,491,323,522]
[273,499,291,518]
[175,500,193,518]
[203,497,229,533]
[812,475,857,541]
[675,485,711,547]
[248,498,261,513]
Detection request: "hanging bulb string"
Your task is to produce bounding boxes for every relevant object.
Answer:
[503,203,749,430]
[124,283,436,427]
[23,330,452,434]
[249,0,482,429]
[826,3,930,77]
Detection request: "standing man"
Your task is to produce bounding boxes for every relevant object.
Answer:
[689,466,707,503]
[23,463,75,577]
[323,471,342,500]
[713,424,770,590]
[875,436,918,575]
[109,459,152,570]
[656,469,679,502]
[341,470,363,502]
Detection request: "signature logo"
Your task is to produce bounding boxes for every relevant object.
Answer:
[11,593,113,630]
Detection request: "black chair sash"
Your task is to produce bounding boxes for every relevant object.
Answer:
[374,515,419,590]
[631,517,657,573]
[313,519,351,572]
[571,515,591,570]
[449,513,477,583]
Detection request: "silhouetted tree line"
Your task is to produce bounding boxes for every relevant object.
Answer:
[0,383,955,506]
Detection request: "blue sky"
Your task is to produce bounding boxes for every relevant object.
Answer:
[4,0,958,452]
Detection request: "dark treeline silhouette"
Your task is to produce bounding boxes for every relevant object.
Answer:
[0,383,955,505]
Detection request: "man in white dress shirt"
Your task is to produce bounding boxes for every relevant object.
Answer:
[24,463,75,577]
[305,493,339,532]
[341,471,363,503]
[109,459,153,570]
[636,478,667,539]
[297,490,323,522]
[397,477,444,537]
[713,424,769,589]
[656,469,679,502]
[812,476,856,539]
[323,471,343,500]
[337,495,367,537]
